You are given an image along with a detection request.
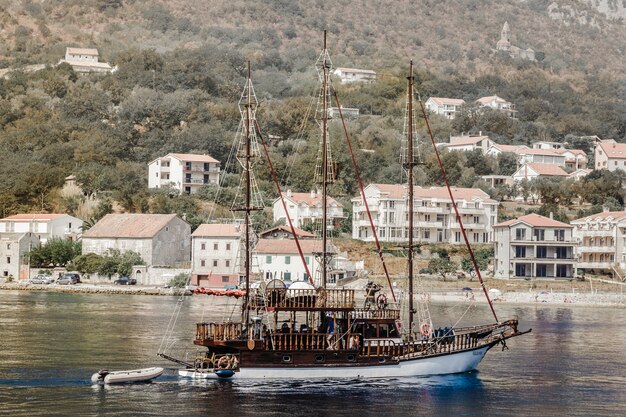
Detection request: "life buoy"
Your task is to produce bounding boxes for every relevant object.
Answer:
[376,293,388,310]
[420,322,432,337]
[218,356,230,369]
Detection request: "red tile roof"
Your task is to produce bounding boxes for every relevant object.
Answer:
[524,163,568,176]
[449,135,490,146]
[168,153,219,163]
[490,144,529,153]
[494,213,572,228]
[428,97,466,106]
[363,184,495,202]
[571,211,626,223]
[83,214,181,238]
[255,239,324,254]
[192,223,241,237]
[281,192,342,207]
[259,225,315,238]
[1,214,69,221]
[597,140,626,159]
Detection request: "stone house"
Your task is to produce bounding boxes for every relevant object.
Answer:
[60,47,113,74]
[0,232,40,280]
[82,214,190,267]
[191,223,242,287]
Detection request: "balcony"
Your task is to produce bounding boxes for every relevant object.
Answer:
[512,255,576,262]
[451,222,485,230]
[458,207,484,215]
[577,262,612,269]
[577,245,615,253]
[184,178,208,185]
[418,206,444,213]
[512,238,576,244]
[577,229,614,237]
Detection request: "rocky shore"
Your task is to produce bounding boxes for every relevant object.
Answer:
[0,282,189,296]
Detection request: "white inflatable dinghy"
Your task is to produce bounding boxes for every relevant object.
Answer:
[91,367,164,384]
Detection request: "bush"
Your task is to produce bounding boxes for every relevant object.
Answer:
[169,272,190,288]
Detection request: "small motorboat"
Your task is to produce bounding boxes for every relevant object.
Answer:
[91,367,164,384]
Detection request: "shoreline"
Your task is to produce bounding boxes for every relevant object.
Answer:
[2,281,625,308]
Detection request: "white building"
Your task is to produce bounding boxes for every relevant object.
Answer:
[476,95,517,118]
[0,214,83,243]
[191,223,242,287]
[594,139,626,172]
[0,232,40,280]
[352,184,498,244]
[515,148,566,166]
[148,153,220,195]
[333,67,376,84]
[82,214,190,268]
[272,190,344,230]
[328,107,359,119]
[486,143,530,157]
[512,163,568,182]
[59,47,113,74]
[571,211,626,278]
[446,134,493,154]
[254,239,325,283]
[532,141,564,150]
[424,97,466,119]
[493,214,576,279]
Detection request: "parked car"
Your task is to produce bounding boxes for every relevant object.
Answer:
[114,276,137,285]
[57,274,79,285]
[28,275,54,284]
[64,272,81,283]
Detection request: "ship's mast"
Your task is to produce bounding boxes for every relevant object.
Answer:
[406,61,415,339]
[244,62,252,327]
[314,30,335,288]
[232,61,263,332]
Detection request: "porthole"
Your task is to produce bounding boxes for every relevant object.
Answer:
[347,354,356,362]
[378,358,386,363]
[282,355,292,363]
[315,354,325,363]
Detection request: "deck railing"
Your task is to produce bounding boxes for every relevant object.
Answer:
[249,288,355,310]
[351,308,401,320]
[195,322,243,341]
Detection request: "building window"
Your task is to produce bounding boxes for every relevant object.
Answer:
[284,272,292,280]
[473,216,480,224]
[515,246,526,258]
[201,260,205,267]
[222,276,230,283]
[285,256,291,264]
[389,201,395,209]
[536,264,547,277]
[389,212,395,224]
[225,260,230,267]
[515,228,526,241]
[554,230,565,242]
[424,230,430,239]
[213,260,218,267]
[556,265,568,278]
[515,264,526,277]
[424,214,431,222]
[214,243,218,250]
[201,243,206,250]
[266,256,272,264]
[6,257,10,264]
[305,257,310,264]
[226,243,231,251]
[455,232,461,242]
[534,229,545,241]
[536,246,547,258]
[556,247,568,259]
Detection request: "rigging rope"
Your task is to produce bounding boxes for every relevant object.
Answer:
[333,92,397,303]
[416,96,499,323]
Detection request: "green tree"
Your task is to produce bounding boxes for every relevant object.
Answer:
[29,238,81,267]
[67,253,104,274]
[169,272,190,288]
[428,257,457,281]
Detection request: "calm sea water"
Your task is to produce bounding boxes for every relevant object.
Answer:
[0,290,624,416]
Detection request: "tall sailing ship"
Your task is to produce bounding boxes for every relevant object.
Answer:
[165,33,529,380]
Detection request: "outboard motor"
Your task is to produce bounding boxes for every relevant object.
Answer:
[91,369,110,384]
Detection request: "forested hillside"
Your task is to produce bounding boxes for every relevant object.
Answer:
[0,0,624,227]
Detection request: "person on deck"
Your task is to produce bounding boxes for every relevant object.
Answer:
[326,317,335,350]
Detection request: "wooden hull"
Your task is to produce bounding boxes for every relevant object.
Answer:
[178,344,491,380]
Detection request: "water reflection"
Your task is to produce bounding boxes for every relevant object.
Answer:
[0,291,625,416]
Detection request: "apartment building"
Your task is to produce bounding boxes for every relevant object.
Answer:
[493,214,576,279]
[571,211,626,277]
[191,223,242,287]
[148,153,220,195]
[352,184,498,244]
